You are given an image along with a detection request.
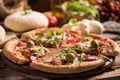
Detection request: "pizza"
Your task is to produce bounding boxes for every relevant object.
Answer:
[3,28,120,74]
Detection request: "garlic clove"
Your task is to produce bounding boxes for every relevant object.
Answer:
[0,25,6,43]
[81,19,90,23]
[89,20,105,34]
[76,21,90,35]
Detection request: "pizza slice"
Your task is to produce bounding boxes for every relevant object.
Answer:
[3,39,50,64]
[87,34,120,56]
[30,46,107,74]
[21,28,81,48]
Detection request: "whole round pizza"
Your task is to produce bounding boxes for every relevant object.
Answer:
[3,28,120,74]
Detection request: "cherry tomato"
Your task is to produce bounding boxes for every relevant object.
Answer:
[46,15,58,27]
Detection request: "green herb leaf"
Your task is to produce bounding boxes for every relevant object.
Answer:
[23,10,32,15]
[84,36,93,41]
[68,18,78,27]
[72,44,82,52]
[36,34,43,41]
[79,53,87,62]
[44,30,53,37]
[56,30,64,35]
[66,0,99,19]
[98,54,111,61]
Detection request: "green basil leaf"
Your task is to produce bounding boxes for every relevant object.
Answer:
[84,36,93,41]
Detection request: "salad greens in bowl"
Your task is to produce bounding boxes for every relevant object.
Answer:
[61,0,99,20]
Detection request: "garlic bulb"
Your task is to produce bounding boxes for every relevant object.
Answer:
[4,10,49,32]
[89,20,104,34]
[62,19,104,35]
[0,25,6,43]
[81,19,90,23]
[76,21,90,35]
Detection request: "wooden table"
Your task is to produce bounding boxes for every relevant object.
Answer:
[0,32,120,80]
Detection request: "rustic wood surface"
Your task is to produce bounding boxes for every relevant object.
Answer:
[0,32,120,80]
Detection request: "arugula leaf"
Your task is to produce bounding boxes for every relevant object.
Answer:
[36,34,43,41]
[44,30,53,37]
[98,54,111,61]
[72,44,82,52]
[56,30,64,35]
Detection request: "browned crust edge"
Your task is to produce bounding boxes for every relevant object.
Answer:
[88,34,120,56]
[30,59,105,74]
[3,39,29,64]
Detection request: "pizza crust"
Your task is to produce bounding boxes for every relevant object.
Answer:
[30,58,105,74]
[88,34,120,56]
[3,39,29,64]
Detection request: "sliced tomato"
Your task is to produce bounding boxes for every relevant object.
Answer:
[17,48,31,57]
[17,41,26,47]
[98,40,110,47]
[64,33,78,45]
[17,48,25,53]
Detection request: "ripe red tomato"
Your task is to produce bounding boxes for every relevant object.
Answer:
[46,15,58,27]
